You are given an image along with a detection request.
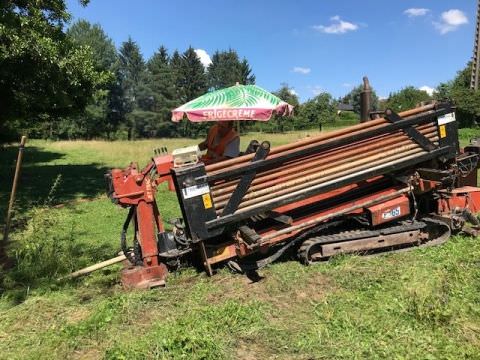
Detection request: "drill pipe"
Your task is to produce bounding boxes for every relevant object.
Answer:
[210,129,395,191]
[232,150,425,216]
[215,146,426,213]
[211,124,437,201]
[212,130,438,206]
[214,132,435,207]
[213,144,425,212]
[206,110,438,182]
[208,120,389,179]
[211,123,436,197]
[205,104,436,173]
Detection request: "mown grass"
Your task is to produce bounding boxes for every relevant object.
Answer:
[0,128,479,359]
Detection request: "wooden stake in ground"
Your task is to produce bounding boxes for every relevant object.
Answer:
[2,136,27,245]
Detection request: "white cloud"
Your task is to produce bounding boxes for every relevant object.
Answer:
[342,83,353,88]
[289,88,298,96]
[310,85,324,95]
[293,66,311,74]
[434,9,468,34]
[312,16,359,34]
[194,49,212,68]
[404,8,430,17]
[419,85,435,96]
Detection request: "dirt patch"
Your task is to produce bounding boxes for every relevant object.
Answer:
[235,339,273,360]
[71,348,102,360]
[65,307,91,324]
[206,270,336,307]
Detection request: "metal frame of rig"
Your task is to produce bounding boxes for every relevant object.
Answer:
[105,101,480,289]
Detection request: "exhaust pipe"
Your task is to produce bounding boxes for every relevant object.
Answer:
[360,76,372,123]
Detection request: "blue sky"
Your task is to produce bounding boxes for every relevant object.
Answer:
[67,0,475,101]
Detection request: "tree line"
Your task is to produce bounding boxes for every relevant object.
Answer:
[0,1,478,142]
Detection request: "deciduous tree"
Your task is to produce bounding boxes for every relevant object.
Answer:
[341,84,379,115]
[436,63,480,127]
[384,86,431,112]
[0,0,108,139]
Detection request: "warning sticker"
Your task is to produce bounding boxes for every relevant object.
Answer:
[202,193,213,209]
[438,112,456,125]
[182,183,210,199]
[439,124,447,138]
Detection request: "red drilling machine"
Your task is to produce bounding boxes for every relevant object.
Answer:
[106,102,480,289]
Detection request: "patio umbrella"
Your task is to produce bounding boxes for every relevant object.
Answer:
[171,84,293,122]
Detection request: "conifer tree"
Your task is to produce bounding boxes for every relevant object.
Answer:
[207,49,255,89]
[116,38,146,139]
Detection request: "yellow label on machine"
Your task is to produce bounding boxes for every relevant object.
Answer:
[202,193,213,209]
[439,124,447,138]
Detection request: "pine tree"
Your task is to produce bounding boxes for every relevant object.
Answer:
[207,50,255,90]
[170,50,186,105]
[116,37,146,139]
[136,46,178,137]
[175,47,208,137]
[240,58,256,85]
[180,47,208,101]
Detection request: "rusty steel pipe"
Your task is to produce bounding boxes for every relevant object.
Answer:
[206,104,437,173]
[233,150,425,216]
[206,110,438,180]
[212,131,435,204]
[211,128,406,192]
[208,120,391,178]
[213,147,421,213]
[215,146,426,212]
[212,126,437,202]
[211,121,436,194]
[213,145,426,211]
[213,136,438,212]
[360,76,372,123]
[206,105,435,173]
[211,123,437,197]
[212,130,438,205]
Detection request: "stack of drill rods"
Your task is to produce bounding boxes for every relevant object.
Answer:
[211,131,393,192]
[212,130,437,213]
[208,119,391,179]
[208,109,437,183]
[213,128,438,210]
[213,135,436,215]
[212,125,436,201]
[205,103,436,175]
[211,122,436,197]
[230,148,428,216]
[212,130,434,198]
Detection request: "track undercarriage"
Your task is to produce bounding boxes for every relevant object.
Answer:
[296,218,452,265]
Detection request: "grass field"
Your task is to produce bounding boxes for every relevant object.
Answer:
[0,128,479,359]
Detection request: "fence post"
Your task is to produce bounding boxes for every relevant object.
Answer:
[2,135,27,244]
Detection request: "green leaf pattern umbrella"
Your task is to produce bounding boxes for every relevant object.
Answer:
[172,84,293,122]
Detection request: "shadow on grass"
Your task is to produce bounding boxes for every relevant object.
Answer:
[0,201,122,305]
[0,144,113,297]
[0,145,109,219]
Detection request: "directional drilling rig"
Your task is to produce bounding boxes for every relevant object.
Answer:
[106,102,480,289]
